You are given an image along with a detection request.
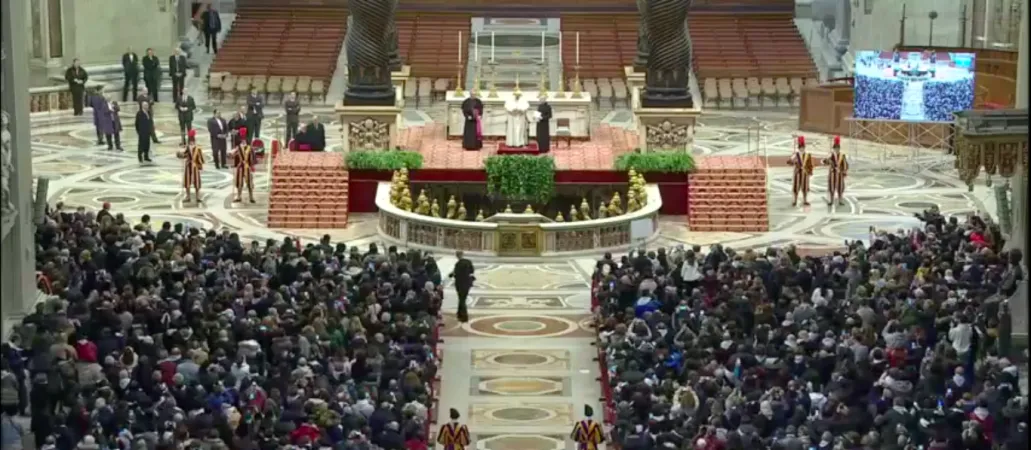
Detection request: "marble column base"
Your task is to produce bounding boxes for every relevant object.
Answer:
[335,100,403,152]
[633,96,702,152]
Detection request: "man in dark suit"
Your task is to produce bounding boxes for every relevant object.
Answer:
[64,59,89,116]
[245,89,264,143]
[168,48,188,100]
[142,48,161,103]
[284,92,301,144]
[121,47,140,102]
[308,115,326,151]
[135,102,154,163]
[136,88,160,144]
[175,91,197,146]
[202,7,223,54]
[449,251,475,322]
[207,109,229,169]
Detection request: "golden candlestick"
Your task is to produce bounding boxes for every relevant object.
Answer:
[472,72,481,96]
[538,69,549,100]
[487,64,499,98]
[557,71,567,97]
[571,66,583,98]
[514,73,522,96]
[454,65,465,97]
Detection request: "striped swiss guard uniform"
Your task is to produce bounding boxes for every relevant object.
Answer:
[823,135,849,206]
[178,129,204,203]
[570,405,605,450]
[790,135,815,207]
[437,408,471,450]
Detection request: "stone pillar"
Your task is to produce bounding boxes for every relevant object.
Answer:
[1,0,40,337]
[1008,0,1028,354]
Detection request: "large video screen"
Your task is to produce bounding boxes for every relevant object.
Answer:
[853,50,976,122]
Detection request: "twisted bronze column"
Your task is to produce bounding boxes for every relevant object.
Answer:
[642,0,693,108]
[634,0,650,70]
[386,0,402,72]
[344,0,397,106]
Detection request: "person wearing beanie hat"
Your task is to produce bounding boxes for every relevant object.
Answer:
[570,404,604,450]
[822,135,849,206]
[790,135,814,207]
[437,408,470,450]
[177,128,205,203]
[231,129,256,203]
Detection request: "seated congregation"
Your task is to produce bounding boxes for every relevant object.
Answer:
[593,211,1027,450]
[1,203,445,450]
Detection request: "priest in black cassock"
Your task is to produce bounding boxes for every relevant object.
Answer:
[536,99,553,153]
[461,94,484,150]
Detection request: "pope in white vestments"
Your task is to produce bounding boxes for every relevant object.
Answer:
[504,93,538,147]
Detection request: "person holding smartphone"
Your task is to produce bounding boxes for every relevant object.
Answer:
[449,251,475,322]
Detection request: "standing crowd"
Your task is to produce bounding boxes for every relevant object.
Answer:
[593,210,1027,450]
[2,204,446,450]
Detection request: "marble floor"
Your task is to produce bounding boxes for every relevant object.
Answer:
[29,96,1005,445]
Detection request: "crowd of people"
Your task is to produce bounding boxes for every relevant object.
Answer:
[593,210,1027,450]
[1,203,446,450]
[853,76,905,120]
[923,80,976,123]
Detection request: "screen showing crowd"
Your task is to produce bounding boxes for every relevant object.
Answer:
[853,50,976,122]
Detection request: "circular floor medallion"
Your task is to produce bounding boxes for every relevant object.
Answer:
[493,320,547,332]
[491,352,550,366]
[466,315,578,338]
[491,407,553,422]
[483,435,559,450]
[95,196,138,204]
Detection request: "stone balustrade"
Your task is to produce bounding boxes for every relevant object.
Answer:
[28,82,105,114]
[376,182,662,256]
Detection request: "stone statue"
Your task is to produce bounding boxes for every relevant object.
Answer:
[431,198,441,217]
[634,0,650,70]
[579,198,591,220]
[344,0,397,106]
[569,205,579,221]
[523,204,534,214]
[555,212,565,222]
[386,2,402,72]
[446,195,458,219]
[416,190,430,215]
[457,202,468,220]
[0,47,16,240]
[476,209,485,221]
[610,192,623,214]
[598,202,609,219]
[399,188,413,211]
[504,204,513,213]
[642,0,694,108]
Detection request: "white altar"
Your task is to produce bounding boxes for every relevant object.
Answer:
[445,90,593,139]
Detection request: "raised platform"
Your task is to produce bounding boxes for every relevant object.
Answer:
[397,123,638,170]
[268,152,349,229]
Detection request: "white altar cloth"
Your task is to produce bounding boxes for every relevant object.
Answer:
[445,90,593,139]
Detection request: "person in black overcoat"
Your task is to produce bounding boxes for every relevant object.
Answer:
[65,59,89,116]
[461,95,484,150]
[228,107,247,148]
[449,250,475,322]
[307,116,326,151]
[142,48,161,103]
[536,99,553,153]
[207,109,229,169]
[135,102,154,163]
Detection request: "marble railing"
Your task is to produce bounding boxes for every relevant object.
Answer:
[376,182,662,256]
[28,82,106,114]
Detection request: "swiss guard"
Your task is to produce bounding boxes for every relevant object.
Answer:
[437,408,471,450]
[231,127,257,203]
[790,135,815,207]
[823,135,849,206]
[177,129,205,203]
[570,405,605,450]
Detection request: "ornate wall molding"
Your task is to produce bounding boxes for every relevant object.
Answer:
[348,118,390,150]
[645,120,690,150]
[0,46,18,241]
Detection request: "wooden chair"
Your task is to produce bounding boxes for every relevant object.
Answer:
[235,76,252,102]
[746,77,762,105]
[208,72,227,102]
[732,78,749,108]
[296,76,312,103]
[281,76,298,98]
[250,75,268,96]
[703,78,719,108]
[554,118,573,148]
[404,78,418,102]
[266,76,283,101]
[789,77,804,106]
[310,79,326,103]
[218,74,235,103]
[760,77,777,107]
[611,79,628,107]
[775,77,791,107]
[417,78,432,107]
[598,80,613,108]
[432,78,449,103]
[717,78,733,109]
